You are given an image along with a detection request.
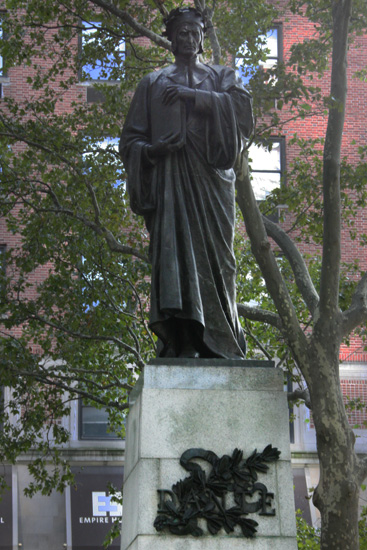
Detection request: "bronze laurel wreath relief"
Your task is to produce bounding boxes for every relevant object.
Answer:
[154,445,280,537]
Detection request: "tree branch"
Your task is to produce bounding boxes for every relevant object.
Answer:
[288,387,312,410]
[242,319,273,360]
[20,310,146,368]
[237,302,282,330]
[0,122,150,262]
[7,176,150,263]
[318,0,352,320]
[235,151,308,360]
[21,371,130,411]
[85,180,101,224]
[87,0,171,50]
[194,0,221,64]
[342,273,367,336]
[357,456,367,485]
[263,216,319,316]
[150,0,169,17]
[20,199,149,262]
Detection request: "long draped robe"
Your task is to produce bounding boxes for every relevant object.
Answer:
[120,61,253,359]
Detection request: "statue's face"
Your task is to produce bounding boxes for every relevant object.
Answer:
[174,23,202,56]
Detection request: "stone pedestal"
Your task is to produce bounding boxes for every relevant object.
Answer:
[120,359,297,550]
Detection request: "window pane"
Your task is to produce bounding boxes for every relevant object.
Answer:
[250,142,281,171]
[80,405,118,439]
[83,407,109,423]
[249,140,283,201]
[251,172,281,201]
[259,28,278,68]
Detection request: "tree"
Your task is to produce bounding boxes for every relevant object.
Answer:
[0,0,367,548]
[236,2,367,548]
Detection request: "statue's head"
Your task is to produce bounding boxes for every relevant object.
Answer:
[163,7,205,55]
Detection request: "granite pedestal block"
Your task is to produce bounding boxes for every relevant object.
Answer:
[120,360,297,550]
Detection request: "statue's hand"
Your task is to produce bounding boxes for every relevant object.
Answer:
[162,85,195,105]
[147,131,185,158]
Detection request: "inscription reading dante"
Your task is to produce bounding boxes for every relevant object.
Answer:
[154,445,280,537]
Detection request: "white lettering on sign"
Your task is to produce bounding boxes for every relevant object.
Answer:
[92,492,122,517]
[79,517,110,524]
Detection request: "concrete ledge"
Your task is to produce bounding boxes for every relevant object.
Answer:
[149,358,275,367]
[130,361,279,405]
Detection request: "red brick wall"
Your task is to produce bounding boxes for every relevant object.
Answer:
[310,378,367,429]
[341,379,367,428]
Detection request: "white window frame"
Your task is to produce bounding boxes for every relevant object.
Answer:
[249,137,285,201]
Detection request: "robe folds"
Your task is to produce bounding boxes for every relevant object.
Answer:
[120,61,253,359]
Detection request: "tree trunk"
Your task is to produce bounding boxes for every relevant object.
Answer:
[306,346,360,550]
[299,3,356,546]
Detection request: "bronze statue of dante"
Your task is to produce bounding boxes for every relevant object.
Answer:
[120,8,253,359]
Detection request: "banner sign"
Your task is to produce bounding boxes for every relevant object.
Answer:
[0,466,13,550]
[70,466,123,550]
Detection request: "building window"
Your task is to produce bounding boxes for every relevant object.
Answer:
[236,25,283,84]
[259,26,282,70]
[249,138,285,201]
[80,21,125,82]
[79,401,119,440]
